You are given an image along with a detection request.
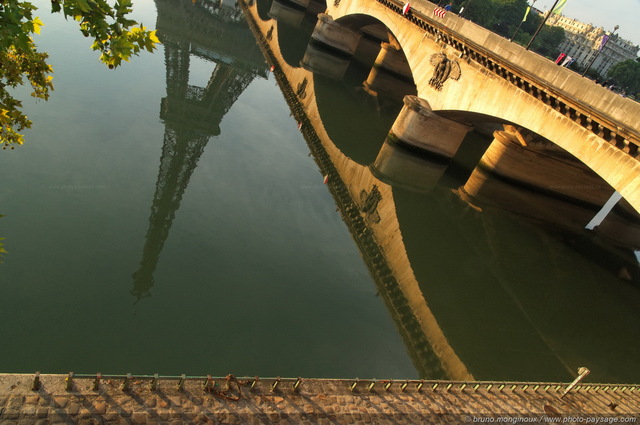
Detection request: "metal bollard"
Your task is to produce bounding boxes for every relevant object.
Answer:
[204,375,214,392]
[32,372,41,391]
[498,384,505,392]
[250,376,259,391]
[473,384,480,392]
[416,381,424,392]
[384,380,393,392]
[367,380,376,392]
[401,381,409,392]
[459,384,467,392]
[272,377,281,392]
[350,379,359,392]
[122,373,131,392]
[431,383,438,391]
[560,367,590,399]
[93,373,102,391]
[486,384,493,391]
[293,377,302,393]
[177,374,186,391]
[65,372,74,391]
[445,383,452,392]
[151,374,159,391]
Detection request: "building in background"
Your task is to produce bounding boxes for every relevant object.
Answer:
[546,13,639,77]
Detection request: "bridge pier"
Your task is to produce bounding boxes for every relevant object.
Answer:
[389,95,471,158]
[287,0,311,8]
[372,42,412,80]
[268,0,308,28]
[479,130,614,207]
[310,13,361,56]
[300,42,351,79]
[363,42,416,100]
[371,137,449,192]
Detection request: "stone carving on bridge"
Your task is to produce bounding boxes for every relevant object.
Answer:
[429,53,461,90]
[360,185,382,224]
[296,77,308,99]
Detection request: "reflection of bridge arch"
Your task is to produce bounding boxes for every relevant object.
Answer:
[319,0,640,212]
[313,74,402,165]
[241,0,640,382]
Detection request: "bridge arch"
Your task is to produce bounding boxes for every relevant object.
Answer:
[321,0,640,213]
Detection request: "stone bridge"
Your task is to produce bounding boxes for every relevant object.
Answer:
[294,0,640,213]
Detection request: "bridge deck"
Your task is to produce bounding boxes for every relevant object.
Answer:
[1,374,638,424]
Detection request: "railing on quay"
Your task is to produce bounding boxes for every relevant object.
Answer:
[23,371,640,396]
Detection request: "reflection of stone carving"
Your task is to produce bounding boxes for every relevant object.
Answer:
[267,25,274,41]
[360,185,382,223]
[296,77,308,99]
[429,53,461,90]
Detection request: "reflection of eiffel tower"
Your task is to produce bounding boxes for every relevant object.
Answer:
[131,0,267,302]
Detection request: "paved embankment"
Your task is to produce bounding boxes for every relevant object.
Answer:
[1,373,639,424]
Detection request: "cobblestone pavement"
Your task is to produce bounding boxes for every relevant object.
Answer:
[1,374,639,424]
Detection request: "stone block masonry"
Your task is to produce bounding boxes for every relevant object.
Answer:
[1,374,639,424]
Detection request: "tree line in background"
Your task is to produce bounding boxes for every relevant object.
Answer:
[446,0,640,98]
[448,0,565,58]
[607,59,640,97]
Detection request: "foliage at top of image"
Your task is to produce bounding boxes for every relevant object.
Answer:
[451,0,565,58]
[607,59,640,96]
[0,0,160,148]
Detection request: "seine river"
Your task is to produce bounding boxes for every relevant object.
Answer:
[0,0,638,384]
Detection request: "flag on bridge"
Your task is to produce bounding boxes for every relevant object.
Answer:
[599,34,610,50]
[433,7,447,17]
[552,0,567,15]
[555,53,567,64]
[521,6,531,22]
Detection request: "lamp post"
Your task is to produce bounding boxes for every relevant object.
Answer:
[525,0,560,50]
[581,25,619,77]
[459,0,474,18]
[510,0,537,42]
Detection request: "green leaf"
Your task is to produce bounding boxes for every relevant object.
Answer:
[75,0,93,13]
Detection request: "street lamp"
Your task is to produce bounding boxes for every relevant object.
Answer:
[510,0,537,42]
[581,25,619,77]
[459,0,474,18]
[525,0,560,50]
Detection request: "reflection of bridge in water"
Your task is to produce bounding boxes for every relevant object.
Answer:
[243,0,640,385]
[131,0,268,301]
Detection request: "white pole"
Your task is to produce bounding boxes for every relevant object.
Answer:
[585,191,622,230]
